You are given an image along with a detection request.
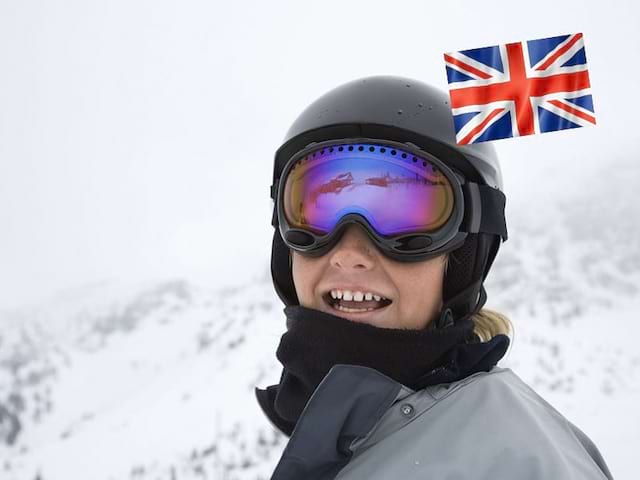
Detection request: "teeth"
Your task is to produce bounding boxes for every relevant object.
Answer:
[329,289,388,302]
[335,304,376,313]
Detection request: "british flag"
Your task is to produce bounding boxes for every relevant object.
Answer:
[444,33,596,145]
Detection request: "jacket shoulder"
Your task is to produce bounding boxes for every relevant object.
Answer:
[338,366,613,480]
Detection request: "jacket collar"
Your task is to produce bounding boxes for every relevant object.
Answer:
[256,364,409,480]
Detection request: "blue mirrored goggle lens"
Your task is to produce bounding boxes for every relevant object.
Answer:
[282,143,455,237]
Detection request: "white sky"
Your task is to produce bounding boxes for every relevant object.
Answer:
[0,0,638,309]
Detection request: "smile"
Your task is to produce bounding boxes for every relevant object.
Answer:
[322,292,392,320]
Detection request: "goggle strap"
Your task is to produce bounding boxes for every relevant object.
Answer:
[462,183,508,241]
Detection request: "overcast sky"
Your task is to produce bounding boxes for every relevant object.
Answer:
[0,0,638,310]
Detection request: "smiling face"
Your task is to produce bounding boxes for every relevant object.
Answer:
[291,224,448,330]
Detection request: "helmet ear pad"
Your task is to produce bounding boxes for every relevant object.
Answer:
[271,229,300,307]
[442,233,500,321]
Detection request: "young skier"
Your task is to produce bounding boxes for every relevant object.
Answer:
[255,75,614,480]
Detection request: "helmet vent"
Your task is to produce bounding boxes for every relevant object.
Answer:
[295,142,442,175]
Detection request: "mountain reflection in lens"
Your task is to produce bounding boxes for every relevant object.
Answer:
[283,143,454,237]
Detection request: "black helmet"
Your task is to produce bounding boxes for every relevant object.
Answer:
[269,75,508,325]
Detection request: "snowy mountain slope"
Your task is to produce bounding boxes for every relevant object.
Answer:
[0,278,289,479]
[0,157,638,479]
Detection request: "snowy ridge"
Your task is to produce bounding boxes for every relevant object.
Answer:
[0,276,289,479]
[0,158,639,479]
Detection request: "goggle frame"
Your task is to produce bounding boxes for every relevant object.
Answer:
[274,137,470,262]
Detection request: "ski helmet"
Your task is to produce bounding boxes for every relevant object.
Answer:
[269,75,508,326]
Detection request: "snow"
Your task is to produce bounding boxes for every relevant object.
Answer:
[1,160,639,479]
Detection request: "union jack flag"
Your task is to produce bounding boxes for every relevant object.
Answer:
[444,33,596,144]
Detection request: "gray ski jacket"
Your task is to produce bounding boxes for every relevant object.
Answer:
[265,364,614,480]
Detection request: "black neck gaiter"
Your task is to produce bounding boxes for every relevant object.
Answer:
[255,305,510,437]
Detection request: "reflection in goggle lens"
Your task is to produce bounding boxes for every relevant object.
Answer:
[283,144,455,237]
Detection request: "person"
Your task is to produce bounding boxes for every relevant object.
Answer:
[255,76,614,479]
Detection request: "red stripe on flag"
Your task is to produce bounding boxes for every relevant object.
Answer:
[535,33,583,71]
[506,42,535,136]
[449,70,592,106]
[547,99,597,124]
[458,108,505,145]
[444,54,492,80]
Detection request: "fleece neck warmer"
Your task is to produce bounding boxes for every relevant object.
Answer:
[255,304,510,437]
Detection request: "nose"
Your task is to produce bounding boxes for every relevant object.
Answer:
[328,224,377,270]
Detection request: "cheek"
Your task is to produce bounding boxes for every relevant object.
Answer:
[396,264,445,307]
[291,253,321,304]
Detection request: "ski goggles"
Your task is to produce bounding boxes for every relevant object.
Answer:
[270,137,505,262]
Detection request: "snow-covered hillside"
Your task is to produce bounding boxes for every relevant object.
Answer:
[1,158,638,479]
[0,276,291,479]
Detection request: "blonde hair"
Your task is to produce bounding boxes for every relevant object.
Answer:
[469,308,514,342]
[442,254,514,342]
